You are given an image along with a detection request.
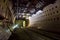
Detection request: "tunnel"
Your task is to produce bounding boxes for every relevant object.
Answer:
[0,0,60,40]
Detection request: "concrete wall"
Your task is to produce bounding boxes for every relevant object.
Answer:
[29,0,60,33]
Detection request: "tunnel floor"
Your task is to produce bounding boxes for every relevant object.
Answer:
[8,27,60,40]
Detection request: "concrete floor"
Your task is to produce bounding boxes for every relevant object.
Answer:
[8,27,60,40]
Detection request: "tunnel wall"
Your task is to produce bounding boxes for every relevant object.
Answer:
[0,0,13,39]
[29,0,60,33]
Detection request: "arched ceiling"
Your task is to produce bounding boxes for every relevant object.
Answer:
[10,0,56,15]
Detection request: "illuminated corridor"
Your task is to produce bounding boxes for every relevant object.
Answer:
[0,0,60,40]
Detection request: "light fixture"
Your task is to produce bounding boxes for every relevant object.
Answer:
[12,24,19,29]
